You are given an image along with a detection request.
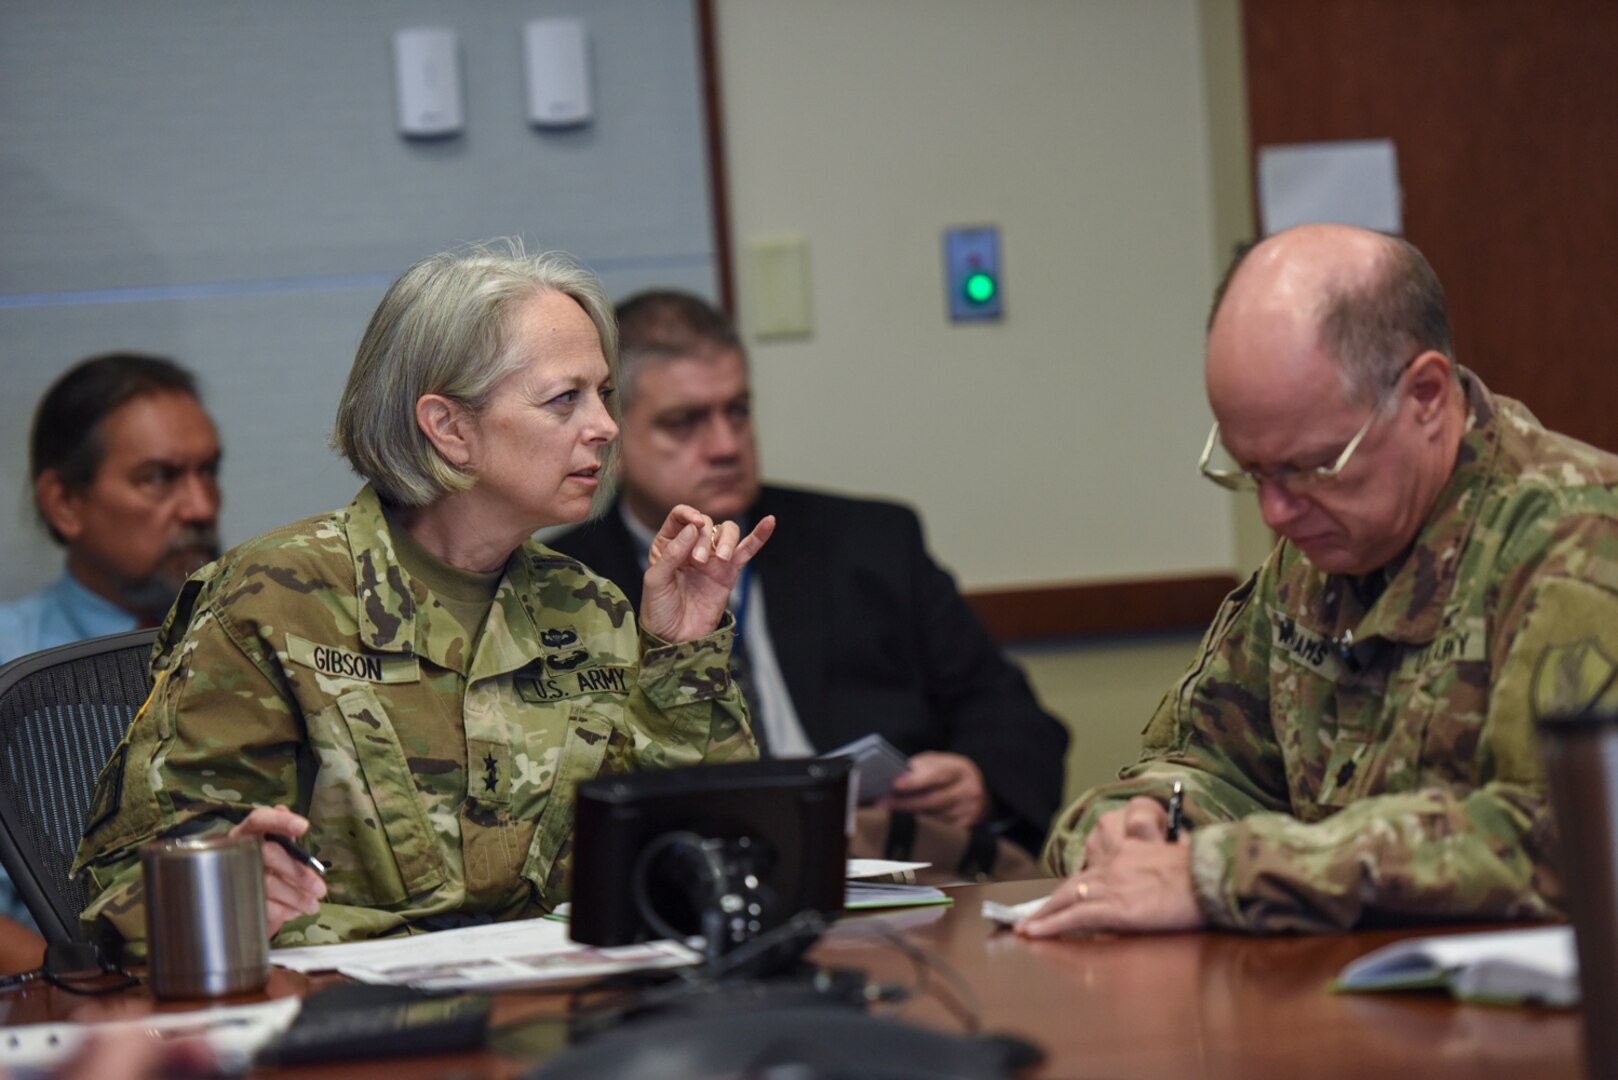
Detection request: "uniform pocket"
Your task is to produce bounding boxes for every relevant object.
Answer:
[1415,659,1490,786]
[305,687,446,906]
[520,710,622,901]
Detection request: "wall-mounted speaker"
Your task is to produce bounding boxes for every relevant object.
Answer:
[523,18,592,128]
[393,27,463,138]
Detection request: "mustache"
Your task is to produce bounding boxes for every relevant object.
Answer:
[119,527,222,621]
[163,526,221,564]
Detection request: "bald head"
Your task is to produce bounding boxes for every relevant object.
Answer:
[1202,225,1467,577]
[1207,225,1454,408]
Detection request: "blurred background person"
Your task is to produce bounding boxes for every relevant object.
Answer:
[0,352,221,965]
[0,352,222,663]
[551,290,1068,878]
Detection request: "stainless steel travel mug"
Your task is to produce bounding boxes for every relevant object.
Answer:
[1539,705,1618,1078]
[141,834,270,999]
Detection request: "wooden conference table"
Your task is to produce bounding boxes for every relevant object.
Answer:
[0,880,1585,1079]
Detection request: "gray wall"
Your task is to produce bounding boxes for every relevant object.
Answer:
[0,0,718,599]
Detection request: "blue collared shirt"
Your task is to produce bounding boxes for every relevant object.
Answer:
[0,573,138,667]
[0,572,138,933]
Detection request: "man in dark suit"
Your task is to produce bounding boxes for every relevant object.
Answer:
[549,291,1069,866]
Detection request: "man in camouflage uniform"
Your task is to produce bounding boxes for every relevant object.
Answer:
[74,485,754,956]
[1020,224,1618,936]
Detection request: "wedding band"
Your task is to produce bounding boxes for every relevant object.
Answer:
[1075,880,1091,902]
[709,525,720,552]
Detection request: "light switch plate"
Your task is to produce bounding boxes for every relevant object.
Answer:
[744,235,813,339]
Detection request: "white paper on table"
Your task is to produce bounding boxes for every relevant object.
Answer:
[272,915,582,972]
[845,881,949,909]
[982,896,1049,927]
[271,915,698,989]
[340,938,698,992]
[0,997,301,1075]
[846,859,930,880]
[1258,138,1401,236]
[1337,924,1577,1006]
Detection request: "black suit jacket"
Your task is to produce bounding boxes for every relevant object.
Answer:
[548,485,1069,854]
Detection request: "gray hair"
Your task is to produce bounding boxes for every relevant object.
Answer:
[612,289,743,410]
[1209,232,1457,408]
[1317,234,1456,407]
[332,240,620,508]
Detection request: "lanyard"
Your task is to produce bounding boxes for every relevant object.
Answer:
[730,565,753,638]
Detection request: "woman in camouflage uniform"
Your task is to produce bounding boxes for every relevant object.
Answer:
[76,245,771,955]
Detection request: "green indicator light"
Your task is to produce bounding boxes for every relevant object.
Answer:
[963,271,997,304]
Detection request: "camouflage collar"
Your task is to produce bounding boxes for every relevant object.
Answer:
[467,548,547,682]
[341,485,547,678]
[344,485,420,655]
[1351,368,1500,646]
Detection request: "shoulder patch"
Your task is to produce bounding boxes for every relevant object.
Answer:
[285,633,419,684]
[1532,638,1618,721]
[82,743,127,839]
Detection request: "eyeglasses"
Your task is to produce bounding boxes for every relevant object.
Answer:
[1197,362,1419,494]
[1197,407,1382,494]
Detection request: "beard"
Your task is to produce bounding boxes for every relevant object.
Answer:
[118,526,221,623]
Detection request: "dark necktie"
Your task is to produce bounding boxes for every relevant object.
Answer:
[731,628,769,758]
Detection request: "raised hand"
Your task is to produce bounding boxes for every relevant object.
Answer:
[639,504,775,643]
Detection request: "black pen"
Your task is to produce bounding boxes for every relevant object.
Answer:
[1165,781,1185,842]
[267,833,326,877]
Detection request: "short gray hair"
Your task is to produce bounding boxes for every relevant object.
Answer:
[1316,234,1456,407]
[332,240,619,508]
[613,289,743,410]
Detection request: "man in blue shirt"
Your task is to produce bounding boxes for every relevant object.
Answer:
[0,352,221,964]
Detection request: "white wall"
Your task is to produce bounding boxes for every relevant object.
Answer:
[716,0,1235,590]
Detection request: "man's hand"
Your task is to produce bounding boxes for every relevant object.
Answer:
[639,505,775,643]
[1082,796,1170,871]
[229,805,326,937]
[884,751,989,829]
[1015,835,1205,937]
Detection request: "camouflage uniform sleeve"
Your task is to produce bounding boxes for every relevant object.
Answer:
[628,612,758,769]
[1189,514,1617,933]
[73,590,307,959]
[75,587,439,957]
[1043,568,1293,876]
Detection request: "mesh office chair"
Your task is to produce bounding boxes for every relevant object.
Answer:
[0,629,157,944]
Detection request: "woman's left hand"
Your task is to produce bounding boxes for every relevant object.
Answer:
[639,505,776,643]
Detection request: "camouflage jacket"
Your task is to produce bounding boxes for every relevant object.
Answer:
[1045,372,1618,932]
[75,486,755,957]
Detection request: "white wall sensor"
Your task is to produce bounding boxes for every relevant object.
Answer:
[523,18,592,128]
[393,27,464,138]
